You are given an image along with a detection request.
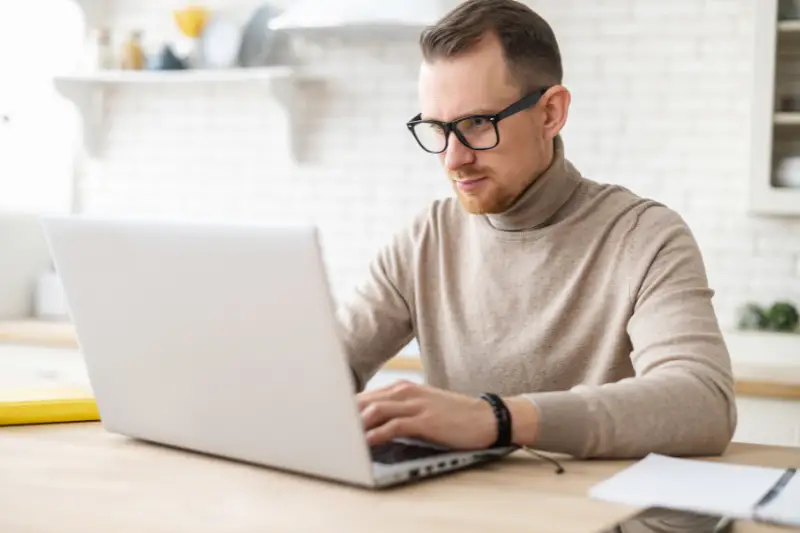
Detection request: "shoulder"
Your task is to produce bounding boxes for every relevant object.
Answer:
[576,176,656,219]
[623,197,696,255]
[576,179,710,304]
[629,200,692,243]
[415,196,465,229]
[578,176,691,243]
[369,197,458,271]
[391,196,466,247]
[366,198,462,290]
[593,183,705,282]
[573,175,702,265]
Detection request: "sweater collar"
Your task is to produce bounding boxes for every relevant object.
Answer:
[484,135,580,232]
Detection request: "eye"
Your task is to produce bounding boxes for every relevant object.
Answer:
[459,117,490,130]
[423,122,446,137]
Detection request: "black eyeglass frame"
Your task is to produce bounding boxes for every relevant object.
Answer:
[406,87,551,154]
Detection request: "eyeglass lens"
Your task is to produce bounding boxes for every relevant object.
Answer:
[412,117,498,153]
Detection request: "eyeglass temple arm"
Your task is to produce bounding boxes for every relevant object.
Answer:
[496,88,550,121]
[407,113,424,126]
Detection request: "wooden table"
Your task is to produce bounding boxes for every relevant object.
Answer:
[1,423,798,532]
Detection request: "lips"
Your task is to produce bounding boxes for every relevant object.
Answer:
[455,177,486,192]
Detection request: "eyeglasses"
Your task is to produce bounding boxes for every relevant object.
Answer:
[406,87,550,154]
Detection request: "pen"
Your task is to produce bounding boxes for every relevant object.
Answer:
[754,468,796,510]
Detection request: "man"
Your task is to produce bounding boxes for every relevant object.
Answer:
[337,0,737,459]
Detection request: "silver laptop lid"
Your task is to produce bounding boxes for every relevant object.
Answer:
[42,215,375,487]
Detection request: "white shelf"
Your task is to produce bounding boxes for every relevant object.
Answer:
[54,66,297,84]
[749,186,800,216]
[270,23,428,42]
[266,0,446,41]
[774,112,800,125]
[53,66,316,162]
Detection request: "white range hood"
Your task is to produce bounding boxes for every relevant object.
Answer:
[268,0,455,35]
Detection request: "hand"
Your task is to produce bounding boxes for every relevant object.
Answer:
[357,380,498,450]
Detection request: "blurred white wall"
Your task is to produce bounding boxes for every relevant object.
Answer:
[2,0,799,328]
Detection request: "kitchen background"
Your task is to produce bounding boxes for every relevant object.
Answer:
[3,0,800,445]
[0,0,797,329]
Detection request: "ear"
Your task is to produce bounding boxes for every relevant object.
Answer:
[540,85,570,140]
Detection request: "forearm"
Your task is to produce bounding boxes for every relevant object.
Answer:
[337,251,416,392]
[341,308,413,392]
[503,396,541,446]
[517,368,736,459]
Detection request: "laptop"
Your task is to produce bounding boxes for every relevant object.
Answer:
[41,215,515,488]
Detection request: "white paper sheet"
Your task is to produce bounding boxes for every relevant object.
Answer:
[758,473,800,527]
[588,454,788,521]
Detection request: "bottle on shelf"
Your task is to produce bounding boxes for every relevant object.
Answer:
[121,30,146,70]
[99,28,115,69]
[83,27,115,71]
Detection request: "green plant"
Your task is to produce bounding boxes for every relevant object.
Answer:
[737,303,768,330]
[765,301,800,332]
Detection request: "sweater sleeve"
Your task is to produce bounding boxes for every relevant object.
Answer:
[523,206,738,459]
[335,219,421,392]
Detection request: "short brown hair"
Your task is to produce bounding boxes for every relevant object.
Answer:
[419,0,562,93]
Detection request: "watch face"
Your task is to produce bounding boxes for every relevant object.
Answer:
[595,507,733,533]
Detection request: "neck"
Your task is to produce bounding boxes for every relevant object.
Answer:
[484,136,580,232]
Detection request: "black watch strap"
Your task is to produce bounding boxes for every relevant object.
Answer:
[479,392,513,448]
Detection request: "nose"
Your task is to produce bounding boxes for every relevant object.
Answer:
[442,132,475,171]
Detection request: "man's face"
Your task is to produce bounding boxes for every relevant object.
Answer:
[418,34,552,214]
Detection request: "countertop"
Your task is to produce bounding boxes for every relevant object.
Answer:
[1,320,799,400]
[0,319,77,347]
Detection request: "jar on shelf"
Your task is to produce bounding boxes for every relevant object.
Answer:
[776,156,800,188]
[83,27,115,71]
[121,30,146,70]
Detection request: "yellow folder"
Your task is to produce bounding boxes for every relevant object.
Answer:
[0,386,100,426]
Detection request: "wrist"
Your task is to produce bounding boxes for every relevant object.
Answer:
[479,393,513,447]
[475,397,500,449]
[503,396,540,446]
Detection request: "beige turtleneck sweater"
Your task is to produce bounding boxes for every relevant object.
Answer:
[336,137,737,459]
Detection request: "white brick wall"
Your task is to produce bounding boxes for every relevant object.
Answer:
[534,0,800,328]
[73,0,800,328]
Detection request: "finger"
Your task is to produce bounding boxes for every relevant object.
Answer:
[356,380,420,410]
[366,416,421,447]
[357,379,418,404]
[361,400,421,431]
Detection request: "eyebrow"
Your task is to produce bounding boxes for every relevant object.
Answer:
[421,107,501,122]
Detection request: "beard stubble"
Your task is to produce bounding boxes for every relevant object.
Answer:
[449,168,518,215]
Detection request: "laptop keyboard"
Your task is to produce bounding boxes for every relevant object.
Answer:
[370,440,451,465]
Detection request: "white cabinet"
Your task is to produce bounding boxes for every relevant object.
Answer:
[750,0,800,215]
[0,343,88,389]
[734,396,800,447]
[0,94,77,215]
[725,330,800,447]
[0,218,58,319]
[0,2,80,318]
[365,369,423,390]
[0,2,79,215]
